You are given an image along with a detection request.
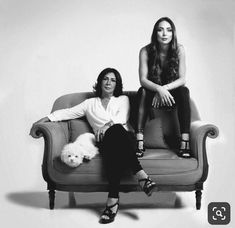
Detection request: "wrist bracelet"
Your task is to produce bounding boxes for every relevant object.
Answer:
[105,121,113,127]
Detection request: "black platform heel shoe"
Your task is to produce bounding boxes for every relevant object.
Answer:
[136,139,145,158]
[99,200,119,224]
[138,177,157,196]
[178,139,191,158]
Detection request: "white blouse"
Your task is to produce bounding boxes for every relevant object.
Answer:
[47,95,130,132]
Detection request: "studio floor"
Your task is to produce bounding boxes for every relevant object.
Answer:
[2,186,210,228]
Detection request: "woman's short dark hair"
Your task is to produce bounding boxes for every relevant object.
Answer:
[93,68,123,97]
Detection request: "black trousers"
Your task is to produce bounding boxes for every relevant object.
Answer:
[99,124,142,198]
[137,86,191,134]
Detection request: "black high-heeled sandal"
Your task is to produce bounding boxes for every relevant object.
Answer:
[99,200,119,224]
[178,139,191,158]
[138,177,157,196]
[136,139,145,158]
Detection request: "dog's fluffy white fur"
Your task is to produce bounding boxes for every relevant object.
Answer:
[61,133,99,168]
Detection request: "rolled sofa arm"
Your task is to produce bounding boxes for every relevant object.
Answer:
[30,121,69,156]
[190,120,219,183]
[190,120,219,159]
[30,121,68,139]
[30,121,70,184]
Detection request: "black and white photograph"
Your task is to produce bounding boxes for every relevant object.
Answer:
[0,0,234,227]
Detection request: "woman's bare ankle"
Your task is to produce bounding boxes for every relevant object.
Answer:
[136,170,148,180]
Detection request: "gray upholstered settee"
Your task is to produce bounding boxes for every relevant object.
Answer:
[30,91,219,210]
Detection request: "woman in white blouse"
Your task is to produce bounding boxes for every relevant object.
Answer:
[33,68,156,224]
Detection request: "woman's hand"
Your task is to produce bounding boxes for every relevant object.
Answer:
[95,125,109,142]
[152,86,175,108]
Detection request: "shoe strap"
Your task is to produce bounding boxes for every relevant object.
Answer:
[137,139,144,142]
[105,201,119,211]
[103,202,119,216]
[180,139,190,149]
[107,201,119,209]
[136,149,144,157]
[136,139,145,152]
[138,177,153,187]
[181,139,189,143]
[138,176,151,182]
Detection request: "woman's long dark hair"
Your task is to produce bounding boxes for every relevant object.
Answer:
[148,17,179,84]
[93,68,123,97]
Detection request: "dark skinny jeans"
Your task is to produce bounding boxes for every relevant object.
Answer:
[137,86,191,134]
[99,124,142,198]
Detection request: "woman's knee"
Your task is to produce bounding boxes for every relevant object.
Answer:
[109,124,125,132]
[137,87,148,101]
[104,124,126,138]
[138,86,146,95]
[173,86,190,99]
[179,86,190,96]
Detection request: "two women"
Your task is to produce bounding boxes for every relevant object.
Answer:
[32,16,191,224]
[136,17,191,159]
[34,68,156,224]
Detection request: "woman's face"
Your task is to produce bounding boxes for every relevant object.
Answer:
[101,72,117,96]
[157,20,173,45]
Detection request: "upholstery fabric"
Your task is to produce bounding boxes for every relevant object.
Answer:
[51,149,200,186]
[144,108,181,149]
[30,91,219,209]
[70,119,92,142]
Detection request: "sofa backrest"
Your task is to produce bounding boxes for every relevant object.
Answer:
[51,91,200,148]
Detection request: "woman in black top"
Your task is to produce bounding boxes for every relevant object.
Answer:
[136,17,191,158]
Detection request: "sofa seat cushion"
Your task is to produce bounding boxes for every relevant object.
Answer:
[53,149,198,175]
[139,149,198,174]
[49,148,200,186]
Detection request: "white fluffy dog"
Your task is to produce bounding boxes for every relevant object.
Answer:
[61,133,99,168]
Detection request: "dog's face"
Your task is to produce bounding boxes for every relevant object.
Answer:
[61,148,83,168]
[60,133,98,168]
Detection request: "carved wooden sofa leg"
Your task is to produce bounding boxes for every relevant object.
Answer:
[195,182,203,210]
[68,192,76,207]
[195,190,202,210]
[48,189,55,209]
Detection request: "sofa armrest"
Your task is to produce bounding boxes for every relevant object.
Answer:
[190,120,219,160]
[30,121,69,156]
[30,121,68,139]
[190,120,219,183]
[30,121,70,184]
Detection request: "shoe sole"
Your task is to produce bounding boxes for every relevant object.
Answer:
[99,218,115,224]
